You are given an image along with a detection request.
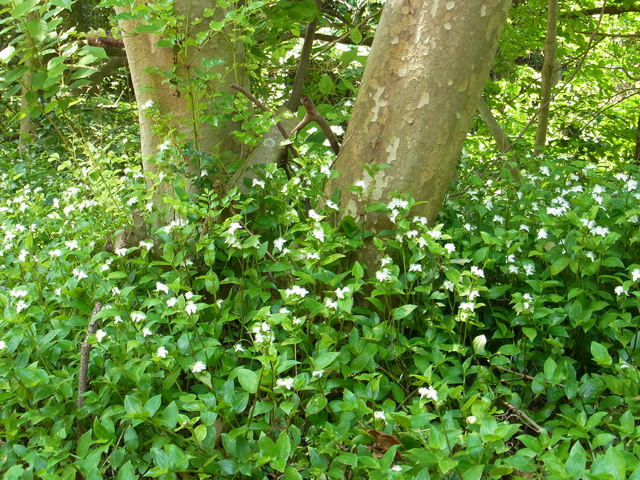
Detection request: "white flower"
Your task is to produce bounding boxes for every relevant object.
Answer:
[509,265,520,274]
[523,263,535,276]
[614,285,627,297]
[185,291,194,300]
[427,229,442,239]
[631,269,640,282]
[537,228,548,240]
[114,315,122,324]
[49,249,61,258]
[444,243,456,254]
[285,286,309,298]
[419,386,438,401]
[96,329,107,343]
[406,230,418,239]
[312,228,325,242]
[0,340,6,349]
[127,196,138,206]
[374,411,386,420]
[115,248,128,257]
[65,240,79,250]
[312,370,324,377]
[443,280,454,291]
[376,268,392,282]
[470,266,484,278]
[16,300,28,313]
[185,301,197,315]
[131,312,146,323]
[309,209,322,221]
[55,288,62,296]
[590,226,609,237]
[10,289,27,298]
[142,327,152,337]
[409,263,422,272]
[388,198,409,210]
[228,222,242,235]
[459,302,475,312]
[252,178,265,189]
[73,268,87,280]
[539,166,550,176]
[353,180,366,189]
[274,237,286,250]
[18,249,28,262]
[391,465,402,472]
[381,256,392,267]
[156,282,169,294]
[112,287,121,295]
[413,216,428,225]
[276,377,294,390]
[139,240,154,250]
[167,298,177,307]
[234,344,244,352]
[192,361,206,373]
[467,415,477,424]
[335,287,349,299]
[324,298,338,310]
[326,200,339,210]
[156,346,168,358]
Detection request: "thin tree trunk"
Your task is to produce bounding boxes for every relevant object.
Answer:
[534,0,559,155]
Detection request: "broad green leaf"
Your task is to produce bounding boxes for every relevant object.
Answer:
[462,465,485,480]
[12,0,39,18]
[305,395,327,415]
[237,368,259,393]
[566,441,586,479]
[590,341,612,366]
[393,304,417,320]
[312,352,340,370]
[549,257,570,275]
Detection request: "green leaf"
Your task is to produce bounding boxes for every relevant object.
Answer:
[566,441,586,479]
[144,394,162,417]
[590,341,612,366]
[124,395,143,415]
[116,461,137,479]
[318,74,334,95]
[312,352,340,370]
[237,368,259,393]
[305,395,327,415]
[12,0,39,18]
[352,261,364,280]
[393,304,417,320]
[284,466,302,480]
[462,465,485,480]
[543,357,557,381]
[549,257,570,275]
[0,45,16,63]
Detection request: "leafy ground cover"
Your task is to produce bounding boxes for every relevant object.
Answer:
[1,131,640,479]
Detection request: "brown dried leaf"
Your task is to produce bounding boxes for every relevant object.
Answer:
[367,429,404,460]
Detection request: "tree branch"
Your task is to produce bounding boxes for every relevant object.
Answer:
[567,4,640,17]
[290,95,340,154]
[77,302,103,410]
[287,18,318,111]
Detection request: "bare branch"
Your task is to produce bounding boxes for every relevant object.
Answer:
[287,18,318,111]
[291,95,340,154]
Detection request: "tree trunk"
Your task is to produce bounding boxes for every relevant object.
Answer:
[326,0,511,236]
[534,0,558,155]
[116,0,249,219]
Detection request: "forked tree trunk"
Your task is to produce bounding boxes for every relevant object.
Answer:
[326,0,511,235]
[115,1,248,219]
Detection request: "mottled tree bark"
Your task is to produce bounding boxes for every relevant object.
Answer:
[116,1,248,220]
[326,0,511,236]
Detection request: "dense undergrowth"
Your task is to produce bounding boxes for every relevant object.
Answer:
[1,127,640,479]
